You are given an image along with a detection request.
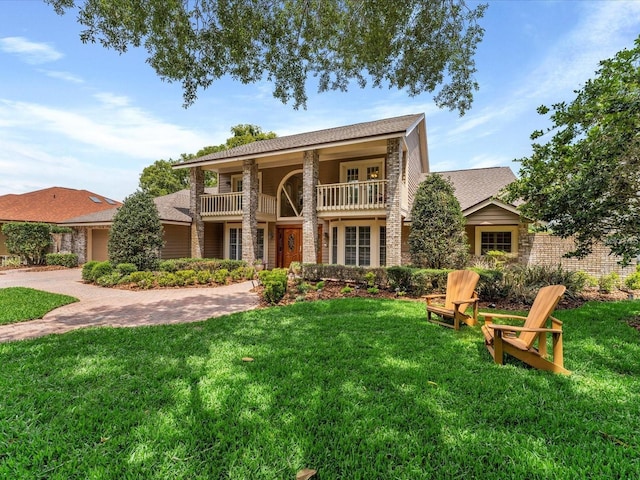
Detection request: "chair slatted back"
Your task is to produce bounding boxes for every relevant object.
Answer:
[444,270,480,313]
[519,285,566,348]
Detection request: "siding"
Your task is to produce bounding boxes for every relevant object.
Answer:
[91,228,109,262]
[161,224,191,259]
[204,222,223,258]
[405,127,424,213]
[465,205,520,225]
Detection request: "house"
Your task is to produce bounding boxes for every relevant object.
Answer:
[0,187,121,259]
[173,113,429,268]
[433,167,524,258]
[61,188,217,262]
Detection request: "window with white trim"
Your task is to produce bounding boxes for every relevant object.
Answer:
[345,226,371,266]
[229,228,242,260]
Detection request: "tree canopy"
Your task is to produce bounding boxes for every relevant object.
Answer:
[139,124,276,196]
[504,36,640,266]
[409,174,468,269]
[45,0,486,114]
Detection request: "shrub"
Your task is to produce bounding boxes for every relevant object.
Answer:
[213,268,230,284]
[82,261,100,281]
[196,270,212,285]
[1,222,52,265]
[108,190,164,271]
[45,253,78,268]
[340,286,353,294]
[367,287,379,295]
[409,174,468,269]
[116,263,138,276]
[386,266,414,293]
[90,261,114,282]
[297,281,311,294]
[96,272,122,287]
[128,271,156,289]
[230,266,253,281]
[599,272,621,293]
[156,272,177,287]
[574,271,598,288]
[175,269,197,286]
[625,272,640,290]
[258,268,288,305]
[315,281,325,291]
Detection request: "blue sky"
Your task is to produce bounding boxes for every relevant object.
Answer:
[1,1,639,201]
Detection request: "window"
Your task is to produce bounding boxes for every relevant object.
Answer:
[481,231,512,254]
[279,171,304,217]
[229,228,242,260]
[331,226,338,264]
[256,228,264,261]
[379,226,386,267]
[345,226,370,266]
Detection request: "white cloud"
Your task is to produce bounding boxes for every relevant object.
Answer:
[43,70,84,84]
[0,36,63,64]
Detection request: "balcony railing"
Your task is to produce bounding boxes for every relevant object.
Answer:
[317,180,387,212]
[201,192,277,217]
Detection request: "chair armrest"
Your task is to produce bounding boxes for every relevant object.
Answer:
[423,294,446,300]
[452,298,479,305]
[478,312,528,322]
[486,324,563,334]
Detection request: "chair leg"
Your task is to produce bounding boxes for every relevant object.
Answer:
[493,333,504,365]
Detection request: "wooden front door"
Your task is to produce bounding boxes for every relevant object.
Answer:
[278,226,302,268]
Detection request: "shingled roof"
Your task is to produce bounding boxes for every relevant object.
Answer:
[61,188,217,225]
[177,113,425,167]
[433,167,517,211]
[0,187,121,223]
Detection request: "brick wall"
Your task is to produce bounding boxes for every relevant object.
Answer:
[519,232,636,279]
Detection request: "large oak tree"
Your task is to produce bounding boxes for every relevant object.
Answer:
[504,36,640,266]
[45,0,486,114]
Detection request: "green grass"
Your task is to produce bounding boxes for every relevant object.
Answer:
[0,287,78,325]
[1,298,639,479]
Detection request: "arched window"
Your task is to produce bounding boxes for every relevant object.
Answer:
[278,170,304,218]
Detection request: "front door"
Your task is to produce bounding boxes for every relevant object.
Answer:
[278,226,302,268]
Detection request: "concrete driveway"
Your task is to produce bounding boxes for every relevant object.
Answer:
[0,268,260,343]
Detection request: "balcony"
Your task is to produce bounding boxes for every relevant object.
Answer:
[201,192,277,219]
[317,180,388,214]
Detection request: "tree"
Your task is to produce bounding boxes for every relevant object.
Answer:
[108,190,164,271]
[1,222,52,265]
[45,0,487,114]
[409,174,469,269]
[504,36,640,266]
[139,124,276,196]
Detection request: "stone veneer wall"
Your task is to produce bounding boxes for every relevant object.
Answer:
[385,138,403,266]
[519,230,636,279]
[302,150,319,264]
[60,228,88,264]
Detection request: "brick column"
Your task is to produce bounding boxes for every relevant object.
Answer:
[386,138,402,266]
[242,159,258,263]
[190,167,205,258]
[302,150,319,264]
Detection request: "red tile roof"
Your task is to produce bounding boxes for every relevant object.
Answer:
[0,187,122,223]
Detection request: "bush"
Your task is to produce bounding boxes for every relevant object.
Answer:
[625,272,640,290]
[213,269,230,284]
[116,263,138,276]
[157,271,177,287]
[1,222,52,265]
[386,266,414,293]
[340,286,353,294]
[90,261,114,282]
[196,270,212,285]
[108,190,164,271]
[96,272,122,287]
[46,253,78,268]
[599,272,620,293]
[258,268,288,305]
[82,261,100,281]
[175,269,197,286]
[128,271,156,289]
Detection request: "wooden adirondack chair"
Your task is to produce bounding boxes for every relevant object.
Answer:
[425,270,480,330]
[480,284,569,374]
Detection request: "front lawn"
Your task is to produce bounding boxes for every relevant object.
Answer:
[1,298,639,478]
[0,287,78,325]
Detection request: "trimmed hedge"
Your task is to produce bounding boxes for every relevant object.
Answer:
[258,268,288,305]
[45,253,78,268]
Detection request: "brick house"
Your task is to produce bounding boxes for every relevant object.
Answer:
[174,113,429,268]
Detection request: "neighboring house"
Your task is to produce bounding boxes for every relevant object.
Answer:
[61,188,217,262]
[174,113,429,268]
[434,167,524,258]
[0,187,121,259]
